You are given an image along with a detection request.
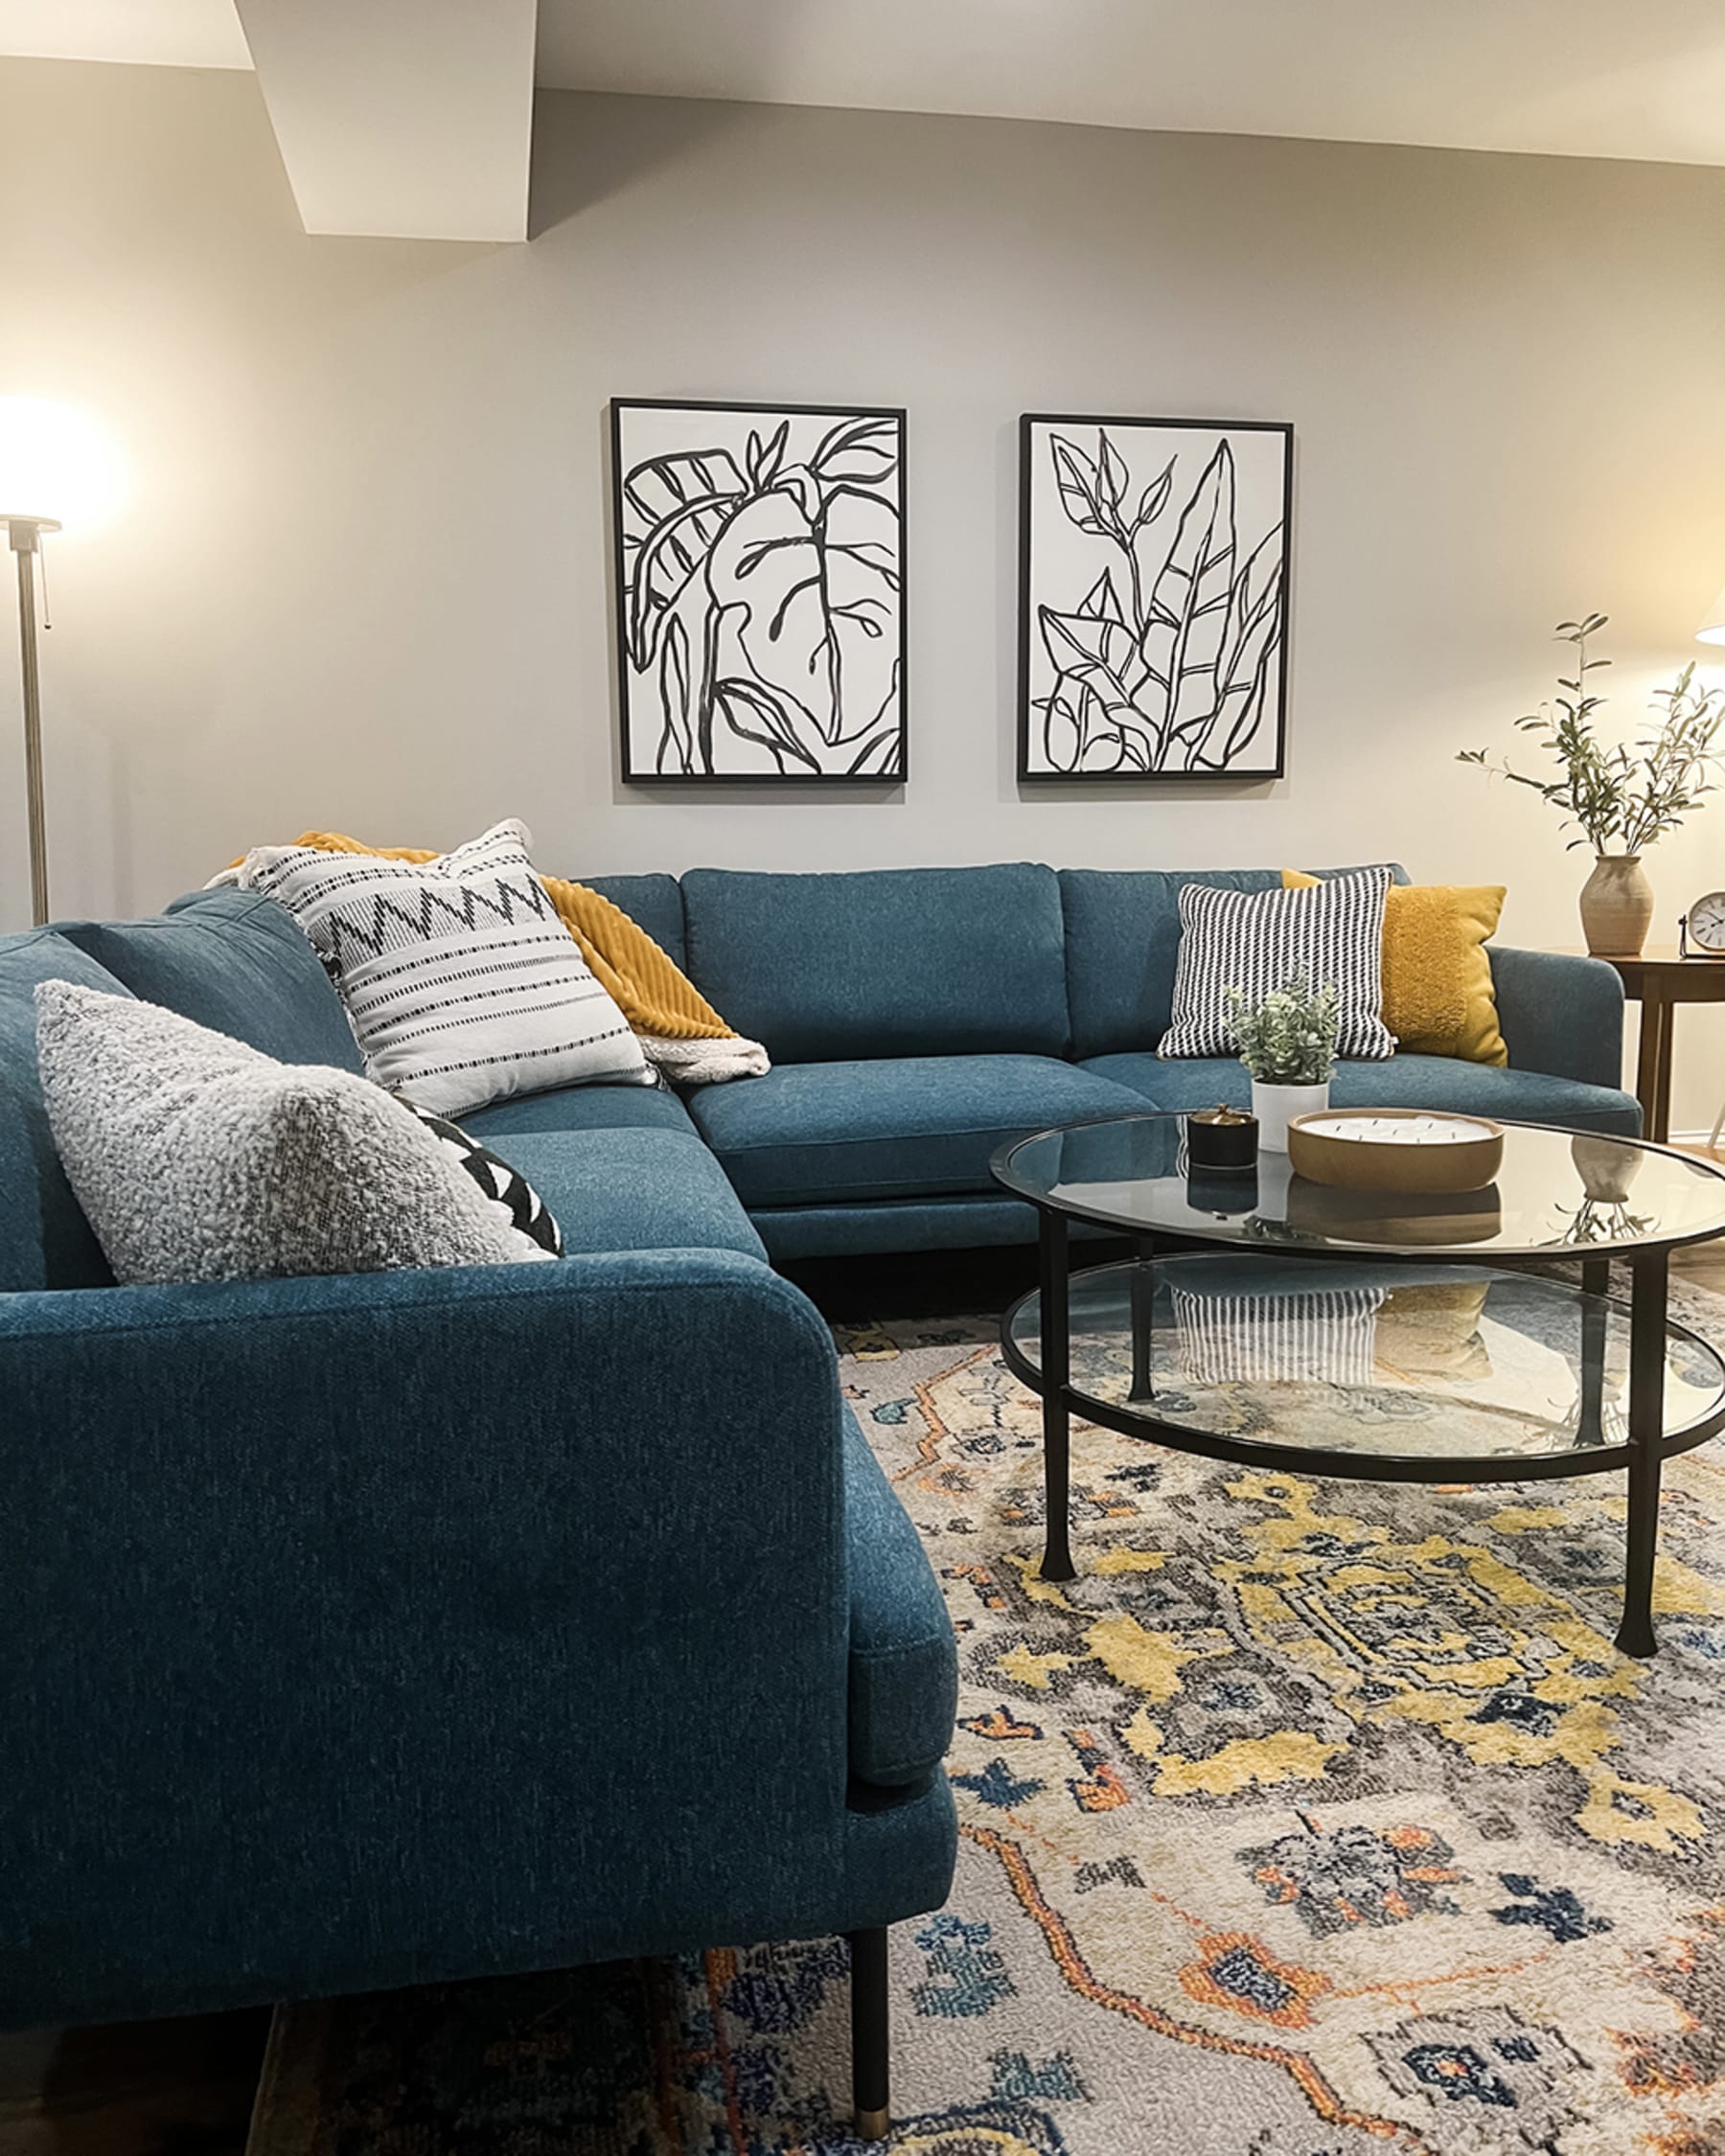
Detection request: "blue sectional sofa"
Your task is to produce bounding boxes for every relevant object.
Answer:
[0,857,1634,2114]
[433,860,1634,1267]
[0,896,955,2134]
[662,860,1631,1261]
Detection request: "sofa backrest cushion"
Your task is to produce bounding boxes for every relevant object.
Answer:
[62,889,364,1072]
[1060,865,1410,1058]
[578,874,687,972]
[0,932,127,1292]
[1061,869,1281,1059]
[679,864,1070,1062]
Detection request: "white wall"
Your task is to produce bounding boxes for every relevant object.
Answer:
[3,65,1724,1119]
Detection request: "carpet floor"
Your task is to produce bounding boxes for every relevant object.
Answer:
[250,1281,1725,2156]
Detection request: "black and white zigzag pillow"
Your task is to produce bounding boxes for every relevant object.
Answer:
[1160,865,1394,1062]
[236,821,653,1119]
[404,1107,564,1257]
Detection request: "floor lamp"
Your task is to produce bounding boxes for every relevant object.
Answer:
[7,513,58,927]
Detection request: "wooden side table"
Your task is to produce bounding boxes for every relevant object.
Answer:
[1569,946,1725,1143]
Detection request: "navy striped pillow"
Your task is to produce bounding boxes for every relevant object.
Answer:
[1160,866,1393,1061]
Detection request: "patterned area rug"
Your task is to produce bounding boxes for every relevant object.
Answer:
[250,1282,1725,2156]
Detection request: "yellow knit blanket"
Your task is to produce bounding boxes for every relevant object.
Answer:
[226,831,769,1083]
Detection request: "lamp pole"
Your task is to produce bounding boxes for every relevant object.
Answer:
[8,514,58,928]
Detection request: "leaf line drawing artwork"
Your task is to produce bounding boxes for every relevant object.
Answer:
[1018,414,1293,781]
[611,400,907,785]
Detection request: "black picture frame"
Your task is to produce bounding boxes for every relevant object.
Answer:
[1017,412,1294,784]
[610,397,908,787]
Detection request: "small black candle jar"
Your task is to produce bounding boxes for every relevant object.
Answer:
[1185,1163,1260,1217]
[1185,1104,1258,1170]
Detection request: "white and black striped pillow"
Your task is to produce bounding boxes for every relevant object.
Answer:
[404,1106,563,1257]
[238,822,654,1118]
[1160,866,1394,1062]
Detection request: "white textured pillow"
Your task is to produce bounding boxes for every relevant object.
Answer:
[235,820,653,1118]
[34,980,553,1286]
[1160,866,1394,1061]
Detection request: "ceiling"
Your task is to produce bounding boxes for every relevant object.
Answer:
[233,0,535,241]
[536,0,1725,171]
[5,0,1725,240]
[0,0,249,70]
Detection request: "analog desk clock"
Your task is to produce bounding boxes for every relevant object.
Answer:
[1679,892,1725,957]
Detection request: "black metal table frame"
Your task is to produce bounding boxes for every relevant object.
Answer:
[998,1191,1725,1661]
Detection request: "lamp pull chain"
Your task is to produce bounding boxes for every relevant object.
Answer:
[36,531,50,631]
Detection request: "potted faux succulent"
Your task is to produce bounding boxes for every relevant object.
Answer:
[1459,613,1724,956]
[1225,974,1341,1151]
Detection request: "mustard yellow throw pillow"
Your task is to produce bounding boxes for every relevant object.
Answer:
[1282,871,1508,1066]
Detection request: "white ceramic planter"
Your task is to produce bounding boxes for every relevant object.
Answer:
[1253,1078,1331,1153]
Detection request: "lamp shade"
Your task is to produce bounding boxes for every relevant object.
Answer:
[1699,579,1725,647]
[0,397,125,532]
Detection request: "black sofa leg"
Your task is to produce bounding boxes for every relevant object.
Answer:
[848,1925,890,2141]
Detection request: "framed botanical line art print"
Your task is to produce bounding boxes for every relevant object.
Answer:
[611,398,908,785]
[1018,413,1292,782]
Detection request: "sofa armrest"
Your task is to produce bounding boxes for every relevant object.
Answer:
[0,1250,852,2027]
[1488,945,1625,1089]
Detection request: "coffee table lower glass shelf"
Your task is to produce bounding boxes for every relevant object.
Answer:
[1001,1255,1725,1657]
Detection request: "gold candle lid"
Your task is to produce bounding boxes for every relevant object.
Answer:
[1190,1104,1254,1125]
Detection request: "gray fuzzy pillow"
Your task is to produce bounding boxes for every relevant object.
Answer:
[34,980,555,1286]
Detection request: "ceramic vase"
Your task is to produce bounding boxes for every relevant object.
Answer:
[1578,854,1654,957]
[1252,1077,1330,1153]
[1571,1134,1644,1204]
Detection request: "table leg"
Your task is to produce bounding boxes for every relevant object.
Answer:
[1037,1207,1075,1583]
[1651,994,1675,1145]
[1616,1249,1667,1658]
[1637,991,1673,1145]
[1129,1235,1157,1403]
[1576,1258,1608,1448]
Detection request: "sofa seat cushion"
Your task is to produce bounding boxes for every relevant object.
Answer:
[463,1078,697,1142]
[480,1128,768,1260]
[64,889,365,1072]
[842,1405,955,1788]
[686,1056,1149,1207]
[1082,1052,1642,1136]
[680,864,1070,1061]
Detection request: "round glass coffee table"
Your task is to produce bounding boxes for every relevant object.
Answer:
[990,1114,1725,1656]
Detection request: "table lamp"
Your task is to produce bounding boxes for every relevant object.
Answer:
[0,397,123,928]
